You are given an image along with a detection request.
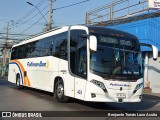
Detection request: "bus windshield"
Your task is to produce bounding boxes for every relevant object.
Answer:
[89,30,142,79]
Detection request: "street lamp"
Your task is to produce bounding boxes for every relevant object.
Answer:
[27,2,48,29]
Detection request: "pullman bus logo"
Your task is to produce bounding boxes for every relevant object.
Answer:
[27,61,49,68]
[110,83,130,87]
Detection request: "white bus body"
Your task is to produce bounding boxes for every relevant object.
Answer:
[8,25,158,103]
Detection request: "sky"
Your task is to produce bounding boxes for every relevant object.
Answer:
[0,0,111,39]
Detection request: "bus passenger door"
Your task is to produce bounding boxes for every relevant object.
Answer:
[74,47,87,100]
[69,28,88,100]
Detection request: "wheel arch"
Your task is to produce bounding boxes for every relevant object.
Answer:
[16,72,24,89]
[16,73,20,82]
[53,76,64,93]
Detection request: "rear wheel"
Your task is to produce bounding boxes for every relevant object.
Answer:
[55,79,69,102]
[16,74,23,89]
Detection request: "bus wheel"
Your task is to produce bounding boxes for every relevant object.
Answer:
[16,74,23,89]
[55,79,69,103]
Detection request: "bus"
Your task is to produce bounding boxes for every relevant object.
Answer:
[8,25,158,103]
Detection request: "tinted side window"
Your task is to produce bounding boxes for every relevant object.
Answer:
[40,37,52,56]
[27,42,37,58]
[17,46,24,59]
[70,30,87,78]
[55,32,67,60]
[11,46,25,59]
[25,44,32,58]
[11,32,67,59]
[34,41,41,57]
[11,47,18,60]
[50,37,55,56]
[21,45,26,59]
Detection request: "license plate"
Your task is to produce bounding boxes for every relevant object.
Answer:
[116,93,126,98]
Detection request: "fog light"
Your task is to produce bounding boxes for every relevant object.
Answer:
[133,83,143,94]
[139,95,142,99]
[91,93,96,98]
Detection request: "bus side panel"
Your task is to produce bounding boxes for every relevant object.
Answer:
[58,59,75,98]
[9,59,29,86]
[8,63,18,84]
[22,56,59,92]
[8,56,59,93]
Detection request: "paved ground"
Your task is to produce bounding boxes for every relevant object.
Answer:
[0,77,160,120]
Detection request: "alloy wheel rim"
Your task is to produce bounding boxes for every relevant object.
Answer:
[57,84,64,98]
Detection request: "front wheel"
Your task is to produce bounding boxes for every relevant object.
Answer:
[55,79,69,103]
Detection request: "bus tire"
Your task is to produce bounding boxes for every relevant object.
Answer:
[16,74,23,89]
[55,79,69,103]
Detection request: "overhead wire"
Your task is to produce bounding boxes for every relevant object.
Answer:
[1,0,46,35]
[12,4,49,28]
[0,0,48,40]
[15,0,46,25]
[9,0,49,35]
[18,0,90,35]
[53,0,90,11]
[20,11,49,34]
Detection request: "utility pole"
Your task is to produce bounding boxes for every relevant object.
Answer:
[1,48,7,77]
[85,12,90,25]
[1,22,9,77]
[27,0,54,31]
[47,0,53,31]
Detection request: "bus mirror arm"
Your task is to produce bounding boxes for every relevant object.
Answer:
[80,34,90,38]
[140,43,158,60]
[80,34,97,52]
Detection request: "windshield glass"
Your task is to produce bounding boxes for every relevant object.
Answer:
[90,33,142,79]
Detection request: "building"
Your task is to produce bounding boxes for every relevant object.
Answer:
[107,17,160,93]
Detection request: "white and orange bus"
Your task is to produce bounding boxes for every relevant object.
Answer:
[8,25,158,103]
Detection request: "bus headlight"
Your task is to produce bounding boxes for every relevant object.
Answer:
[90,79,107,93]
[133,83,143,93]
[135,83,143,91]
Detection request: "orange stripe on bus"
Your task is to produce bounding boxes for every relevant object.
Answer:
[10,60,31,86]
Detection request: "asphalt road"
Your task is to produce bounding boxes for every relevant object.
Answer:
[0,77,160,120]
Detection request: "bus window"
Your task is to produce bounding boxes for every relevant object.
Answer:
[54,32,67,60]
[70,30,87,78]
[17,46,25,59]
[11,47,18,60]
[28,42,37,58]
[40,38,50,56]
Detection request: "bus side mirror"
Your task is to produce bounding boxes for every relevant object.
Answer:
[140,43,158,60]
[152,45,158,60]
[89,35,97,52]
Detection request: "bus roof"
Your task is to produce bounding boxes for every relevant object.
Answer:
[13,26,69,48]
[13,25,138,48]
[88,26,138,40]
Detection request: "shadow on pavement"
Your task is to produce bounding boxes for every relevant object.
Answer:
[72,94,160,111]
[0,77,14,86]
